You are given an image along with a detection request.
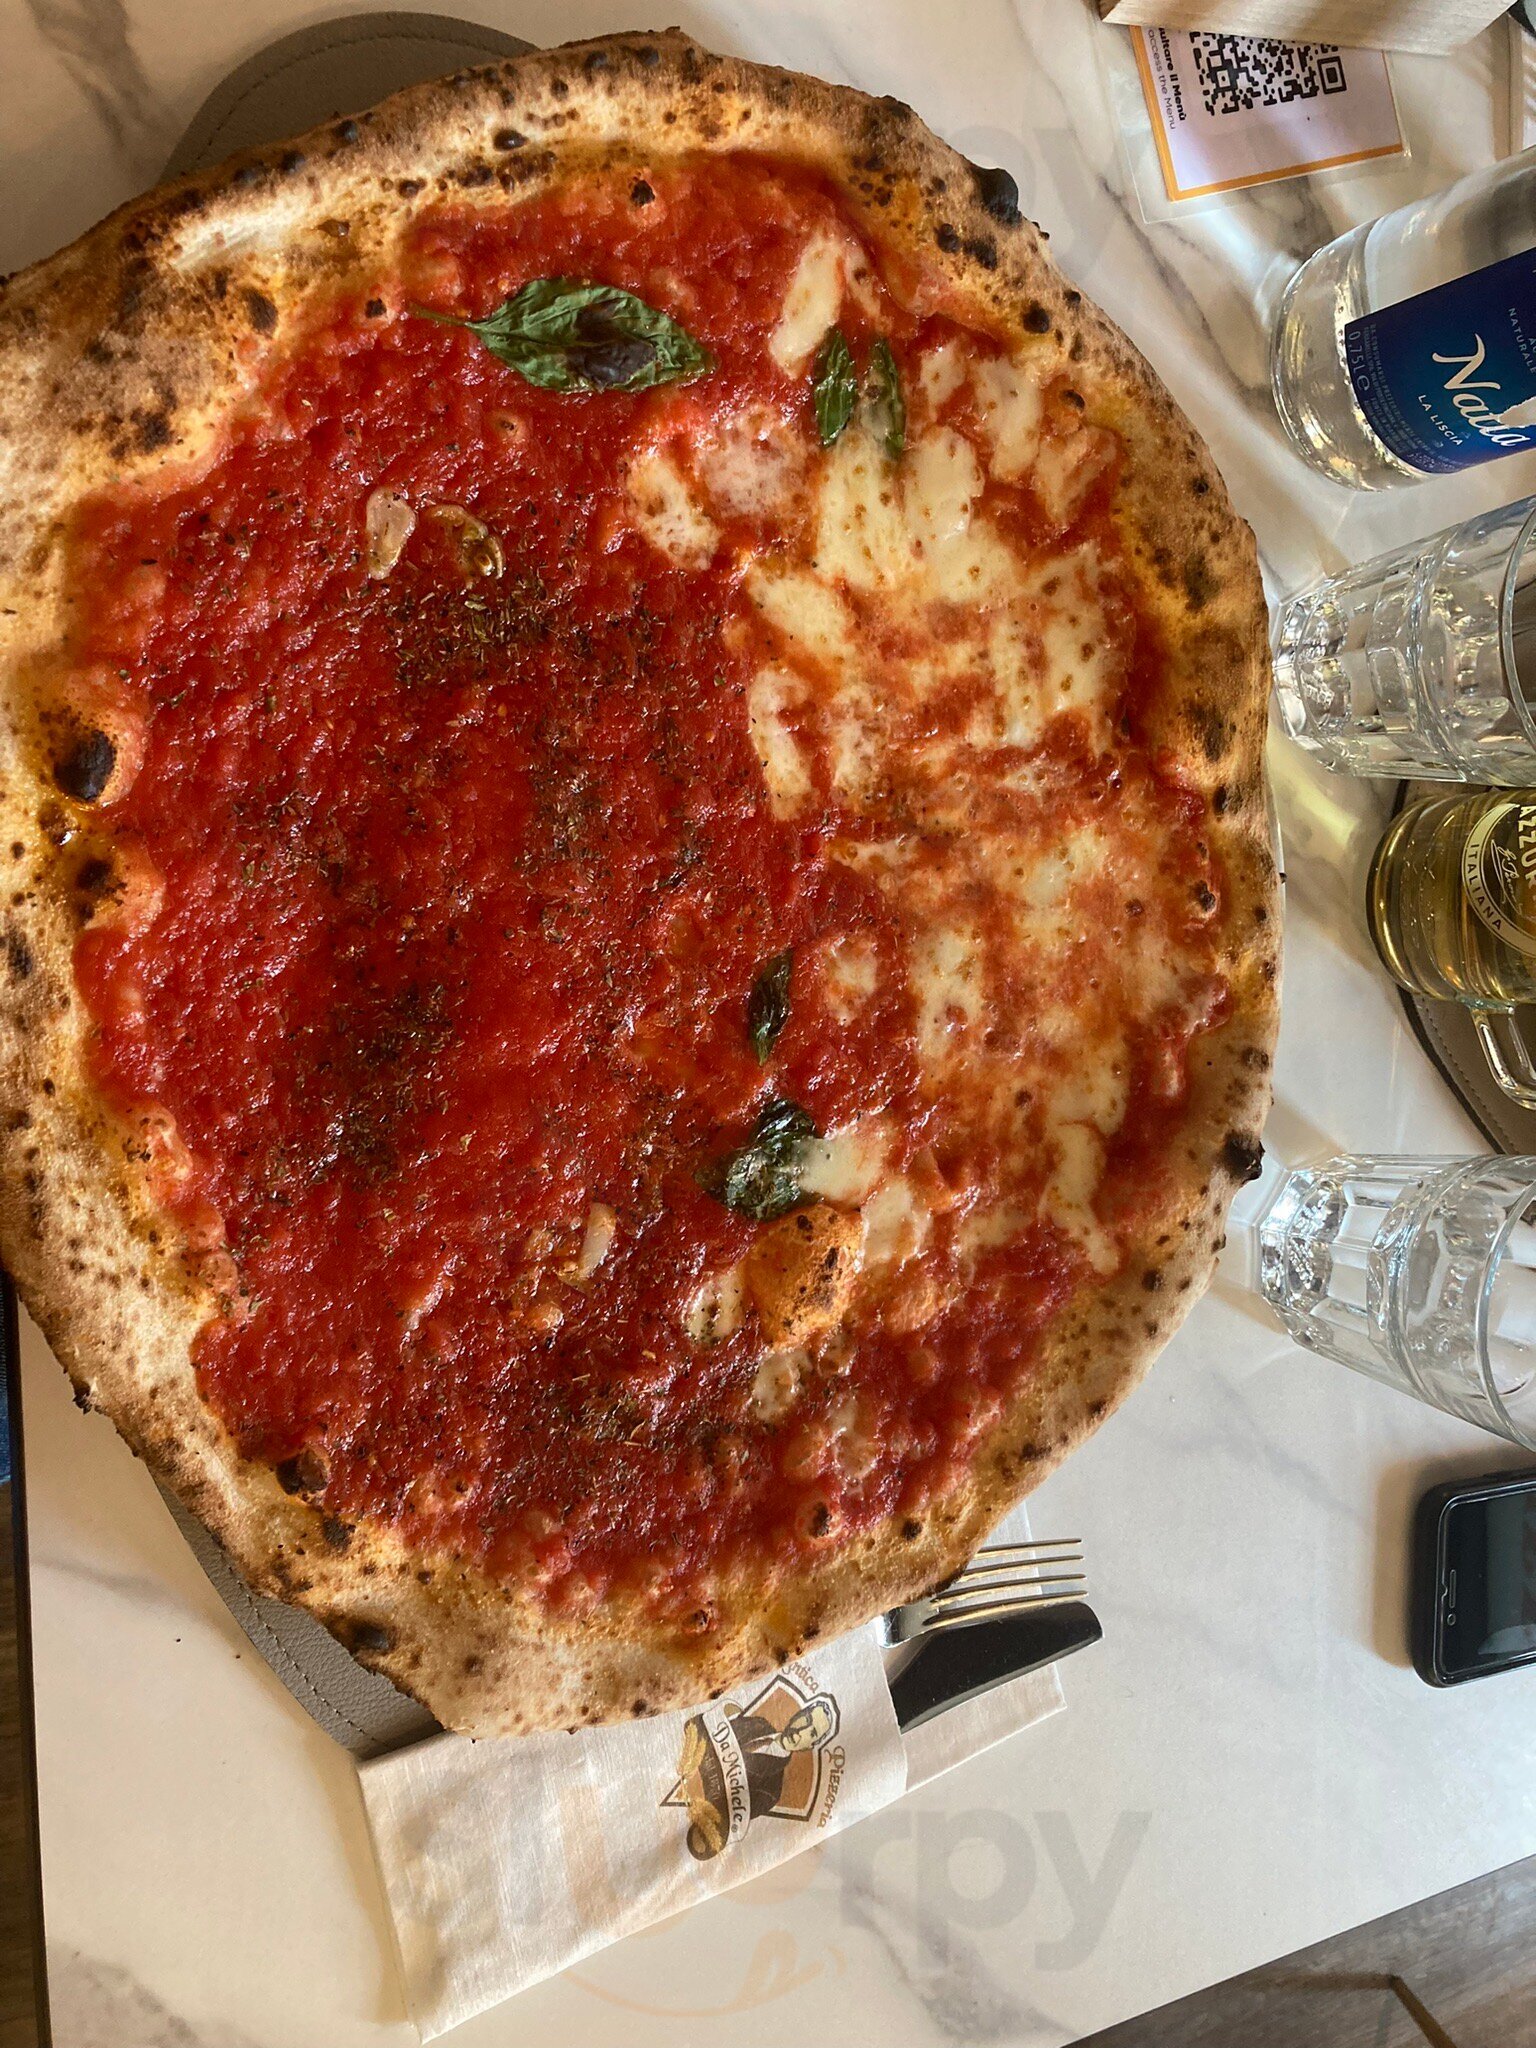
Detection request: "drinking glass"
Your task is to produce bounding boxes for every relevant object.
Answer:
[1272,496,1536,781]
[1250,1153,1536,1448]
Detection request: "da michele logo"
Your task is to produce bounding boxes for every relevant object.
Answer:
[662,1666,844,1860]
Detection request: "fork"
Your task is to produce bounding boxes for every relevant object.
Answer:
[876,1538,1086,1646]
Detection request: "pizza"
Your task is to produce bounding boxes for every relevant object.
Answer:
[0,32,1277,1734]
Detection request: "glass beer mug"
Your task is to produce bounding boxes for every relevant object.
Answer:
[1369,791,1536,1107]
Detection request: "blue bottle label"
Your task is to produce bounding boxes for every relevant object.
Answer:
[1344,249,1536,475]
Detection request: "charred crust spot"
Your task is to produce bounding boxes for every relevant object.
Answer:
[231,163,262,189]
[334,119,361,145]
[632,1698,649,1716]
[134,408,172,453]
[1016,1438,1048,1462]
[901,1517,922,1541]
[1141,1268,1164,1292]
[1190,704,1233,763]
[351,1620,392,1654]
[320,1515,353,1551]
[808,1501,831,1537]
[550,77,569,100]
[1023,303,1052,334]
[71,1382,93,1412]
[493,127,526,150]
[635,43,661,66]
[1242,1046,1271,1070]
[935,222,961,254]
[463,1653,483,1674]
[1212,784,1230,814]
[1184,554,1218,612]
[55,728,115,803]
[241,287,277,334]
[964,235,999,271]
[279,149,306,174]
[630,178,655,205]
[970,162,1021,224]
[1065,288,1082,307]
[584,49,611,72]
[399,177,424,196]
[6,1110,31,1132]
[364,298,385,319]
[1086,1399,1109,1423]
[1193,475,1211,497]
[1194,882,1217,913]
[276,1444,330,1494]
[458,164,494,187]
[1221,1132,1264,1184]
[73,854,114,907]
[5,932,32,982]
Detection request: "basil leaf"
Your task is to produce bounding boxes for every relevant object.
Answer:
[703,1097,818,1223]
[813,327,858,446]
[421,278,713,394]
[865,337,906,459]
[747,949,794,1063]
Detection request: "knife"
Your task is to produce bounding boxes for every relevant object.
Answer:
[890,1600,1102,1731]
[2,1276,53,2045]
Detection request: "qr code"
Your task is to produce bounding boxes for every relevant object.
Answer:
[1188,34,1348,117]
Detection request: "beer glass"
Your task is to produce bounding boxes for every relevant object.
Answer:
[1368,790,1536,1110]
[1272,496,1536,781]
[1251,1154,1536,1450]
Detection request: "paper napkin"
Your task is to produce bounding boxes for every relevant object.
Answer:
[361,1498,1069,2040]
[362,1626,908,2038]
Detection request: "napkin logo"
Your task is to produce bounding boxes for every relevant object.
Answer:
[661,1666,844,1861]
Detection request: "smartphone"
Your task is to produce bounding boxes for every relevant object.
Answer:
[1413,1467,1536,1687]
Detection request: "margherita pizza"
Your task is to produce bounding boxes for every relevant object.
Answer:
[0,33,1277,1733]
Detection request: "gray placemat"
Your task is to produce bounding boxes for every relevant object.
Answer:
[157,12,536,1758]
[162,11,534,179]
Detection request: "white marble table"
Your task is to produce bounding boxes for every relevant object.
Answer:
[9,3,1536,2044]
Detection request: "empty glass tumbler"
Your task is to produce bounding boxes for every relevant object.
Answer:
[1272,496,1536,782]
[1250,1154,1536,1449]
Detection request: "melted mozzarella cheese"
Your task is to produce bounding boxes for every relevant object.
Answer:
[702,409,805,520]
[686,1265,743,1346]
[917,337,967,412]
[752,1347,807,1421]
[1044,1120,1119,1274]
[799,1118,892,1205]
[770,232,848,374]
[747,667,814,816]
[971,353,1046,479]
[748,564,857,667]
[820,934,879,1023]
[912,923,987,1059]
[627,449,718,566]
[862,1177,931,1267]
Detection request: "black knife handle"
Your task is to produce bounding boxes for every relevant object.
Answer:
[891,1601,1102,1732]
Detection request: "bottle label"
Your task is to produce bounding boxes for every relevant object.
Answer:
[1344,250,1536,475]
[1463,804,1536,960]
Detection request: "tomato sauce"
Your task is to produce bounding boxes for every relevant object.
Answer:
[63,159,1218,1621]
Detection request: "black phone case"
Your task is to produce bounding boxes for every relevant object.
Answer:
[1412,1465,1536,1687]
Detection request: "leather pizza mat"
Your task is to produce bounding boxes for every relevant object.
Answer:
[1393,780,1536,1157]
[148,10,543,1759]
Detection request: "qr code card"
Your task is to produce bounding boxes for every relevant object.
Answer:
[1130,28,1403,201]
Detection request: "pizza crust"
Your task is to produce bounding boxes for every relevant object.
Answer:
[0,30,1277,1735]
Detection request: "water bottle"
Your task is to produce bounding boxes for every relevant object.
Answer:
[1271,149,1536,490]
